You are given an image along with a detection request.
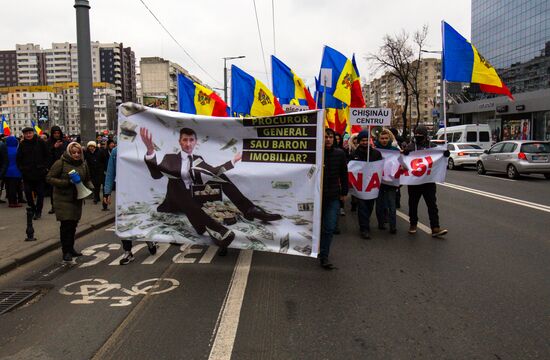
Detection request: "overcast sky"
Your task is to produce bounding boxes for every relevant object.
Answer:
[5,0,470,89]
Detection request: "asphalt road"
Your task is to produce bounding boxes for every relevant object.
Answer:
[0,168,549,360]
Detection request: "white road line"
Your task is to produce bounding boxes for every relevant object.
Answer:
[478,175,516,182]
[141,243,171,265]
[396,211,432,234]
[208,250,253,360]
[439,182,550,213]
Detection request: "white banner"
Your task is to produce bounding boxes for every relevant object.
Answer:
[393,147,448,185]
[377,148,403,187]
[347,160,384,200]
[116,103,324,258]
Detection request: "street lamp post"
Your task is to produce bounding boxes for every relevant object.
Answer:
[223,56,245,105]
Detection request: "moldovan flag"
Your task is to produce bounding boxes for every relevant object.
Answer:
[1,115,10,136]
[177,74,228,117]
[31,120,43,135]
[319,46,355,106]
[271,55,316,109]
[350,54,365,133]
[442,21,514,100]
[231,65,284,117]
[325,107,349,135]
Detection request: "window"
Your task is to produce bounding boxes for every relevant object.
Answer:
[452,132,461,142]
[466,131,477,142]
[457,144,482,149]
[479,132,490,142]
[501,143,517,153]
[520,143,550,153]
[489,143,505,153]
[447,144,455,151]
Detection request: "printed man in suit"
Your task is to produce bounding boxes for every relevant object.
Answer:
[140,127,281,251]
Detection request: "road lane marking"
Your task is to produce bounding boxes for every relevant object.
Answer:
[141,243,171,265]
[208,250,253,360]
[396,211,432,234]
[478,175,516,182]
[439,182,550,213]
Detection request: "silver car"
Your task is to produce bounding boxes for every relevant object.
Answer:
[477,140,550,179]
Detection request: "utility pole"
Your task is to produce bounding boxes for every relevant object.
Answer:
[74,0,95,143]
[223,56,246,105]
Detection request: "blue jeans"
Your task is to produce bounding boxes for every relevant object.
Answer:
[376,186,397,229]
[357,199,375,232]
[320,198,340,260]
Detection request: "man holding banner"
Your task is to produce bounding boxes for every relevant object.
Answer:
[403,126,449,237]
[349,130,383,240]
[320,128,348,270]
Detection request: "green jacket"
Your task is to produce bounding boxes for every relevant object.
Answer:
[46,153,93,222]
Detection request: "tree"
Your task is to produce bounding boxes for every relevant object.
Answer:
[368,31,415,137]
[409,25,429,129]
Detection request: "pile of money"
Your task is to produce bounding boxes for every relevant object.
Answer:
[293,244,312,256]
[120,102,146,117]
[202,200,241,225]
[194,185,221,196]
[271,181,292,190]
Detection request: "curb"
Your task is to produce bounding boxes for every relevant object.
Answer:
[0,215,115,276]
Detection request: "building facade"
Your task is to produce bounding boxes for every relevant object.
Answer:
[452,1,550,141]
[0,82,117,136]
[140,57,186,111]
[0,51,18,87]
[364,58,441,130]
[7,42,136,104]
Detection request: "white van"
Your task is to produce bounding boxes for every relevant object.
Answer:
[436,124,493,149]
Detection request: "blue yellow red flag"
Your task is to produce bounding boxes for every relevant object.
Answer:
[31,120,43,135]
[271,55,316,109]
[231,65,284,117]
[319,46,355,106]
[442,21,513,100]
[1,115,10,136]
[177,74,228,117]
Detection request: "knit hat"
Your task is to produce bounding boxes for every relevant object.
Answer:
[87,141,97,148]
[357,130,369,142]
[22,127,34,133]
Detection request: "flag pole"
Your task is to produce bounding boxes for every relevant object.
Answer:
[441,20,448,144]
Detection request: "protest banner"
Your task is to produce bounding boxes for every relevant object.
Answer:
[347,160,384,200]
[116,103,324,257]
[377,149,403,187]
[393,147,448,185]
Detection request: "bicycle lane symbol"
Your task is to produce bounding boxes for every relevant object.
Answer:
[59,278,180,307]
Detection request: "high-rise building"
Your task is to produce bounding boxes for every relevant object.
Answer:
[8,42,136,104]
[140,57,190,111]
[449,1,550,141]
[0,82,117,135]
[0,51,18,87]
[365,58,441,129]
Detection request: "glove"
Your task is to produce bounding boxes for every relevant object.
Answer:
[402,149,410,156]
[443,150,451,157]
[68,170,82,184]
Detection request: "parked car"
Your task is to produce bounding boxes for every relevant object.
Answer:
[477,140,550,179]
[447,143,485,170]
[436,124,493,149]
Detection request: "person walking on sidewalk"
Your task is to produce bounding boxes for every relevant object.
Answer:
[351,130,383,240]
[46,142,93,263]
[47,126,68,214]
[4,136,24,207]
[84,141,107,205]
[16,127,50,220]
[103,147,158,265]
[403,125,449,237]
[319,128,348,270]
[374,129,400,234]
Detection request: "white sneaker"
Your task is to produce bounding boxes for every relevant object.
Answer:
[119,251,135,265]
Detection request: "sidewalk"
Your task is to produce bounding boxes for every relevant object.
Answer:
[0,194,116,275]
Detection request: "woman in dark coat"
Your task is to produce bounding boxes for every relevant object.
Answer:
[46,142,93,263]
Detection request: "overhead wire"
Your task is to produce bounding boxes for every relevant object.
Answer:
[137,0,221,86]
[252,0,270,86]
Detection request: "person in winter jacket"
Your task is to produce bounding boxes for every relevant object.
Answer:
[16,127,50,219]
[4,136,24,207]
[351,130,383,239]
[0,137,7,204]
[84,141,107,205]
[46,125,68,214]
[46,142,93,263]
[374,129,400,234]
[403,125,449,237]
[320,128,348,270]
